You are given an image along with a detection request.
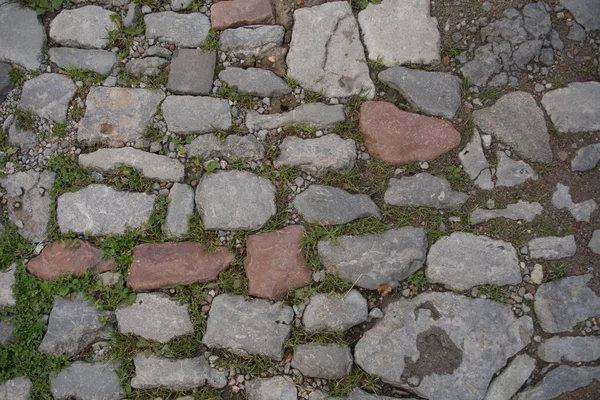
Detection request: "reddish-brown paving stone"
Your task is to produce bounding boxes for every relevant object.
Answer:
[245,225,311,300]
[127,242,234,290]
[359,101,461,165]
[27,240,115,281]
[210,0,275,31]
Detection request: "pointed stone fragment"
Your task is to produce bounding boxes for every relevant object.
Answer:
[163,183,194,238]
[458,130,493,190]
[470,201,543,225]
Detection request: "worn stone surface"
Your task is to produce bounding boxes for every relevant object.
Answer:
[196,171,275,230]
[131,354,226,390]
[219,67,290,97]
[39,294,110,357]
[246,376,297,400]
[275,134,356,176]
[303,290,368,332]
[0,170,56,242]
[517,366,600,400]
[293,185,381,225]
[0,3,46,70]
[359,101,461,165]
[528,235,577,260]
[427,232,521,290]
[0,317,16,346]
[470,201,543,225]
[378,67,460,118]
[167,49,215,95]
[220,25,284,56]
[483,355,536,400]
[473,91,552,162]
[461,44,502,86]
[310,388,401,400]
[79,147,185,182]
[77,87,165,146]
[246,103,345,131]
[560,0,600,30]
[164,183,194,238]
[27,240,115,281]
[358,0,440,66]
[0,266,16,308]
[458,130,493,190]
[50,6,117,49]
[210,0,274,30]
[292,343,353,379]
[50,362,123,400]
[171,0,191,11]
[538,336,600,363]
[318,227,427,290]
[384,173,469,210]
[57,185,155,236]
[590,229,600,255]
[355,292,533,400]
[19,74,76,123]
[245,225,311,300]
[541,82,600,133]
[287,2,374,98]
[495,151,537,187]
[571,143,600,171]
[535,274,600,333]
[551,183,597,222]
[203,294,293,360]
[49,48,117,75]
[0,63,12,102]
[116,292,193,343]
[187,134,264,161]
[7,123,36,152]
[125,57,169,76]
[145,12,210,48]
[162,96,232,134]
[0,377,32,400]
[128,242,234,290]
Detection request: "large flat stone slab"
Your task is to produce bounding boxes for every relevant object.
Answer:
[318,227,427,290]
[473,91,552,162]
[131,354,226,390]
[49,48,118,75]
[560,0,600,30]
[220,25,284,56]
[116,292,194,343]
[50,362,123,400]
[292,343,353,380]
[355,292,533,400]
[195,171,275,230]
[287,1,374,98]
[57,184,155,236]
[359,101,460,165]
[358,0,440,66]
[384,173,469,210]
[0,170,56,243]
[426,232,521,290]
[246,103,345,131]
[50,6,117,49]
[275,134,356,177]
[27,240,115,281]
[127,242,234,290]
[571,143,600,172]
[541,82,600,134]
[494,151,537,188]
[77,87,165,146]
[167,49,215,95]
[378,67,460,118]
[0,3,46,70]
[303,290,368,332]
[19,73,76,123]
[203,294,293,360]
[79,147,185,182]
[211,0,274,30]
[39,294,110,357]
[164,183,195,238]
[534,274,600,333]
[145,12,210,48]
[293,185,381,225]
[186,134,265,161]
[219,67,291,97]
[162,96,231,135]
[517,366,600,400]
[538,336,600,363]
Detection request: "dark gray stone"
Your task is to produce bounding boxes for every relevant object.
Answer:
[589,229,600,255]
[50,362,124,400]
[494,151,536,188]
[384,173,469,210]
[162,96,232,134]
[203,294,293,360]
[461,44,502,86]
[567,23,587,41]
[39,294,111,357]
[512,40,542,70]
[145,12,210,48]
[8,123,36,152]
[318,227,427,290]
[480,16,527,45]
[125,57,169,76]
[354,292,533,400]
[167,49,215,95]
[19,74,76,123]
[560,0,600,30]
[517,366,600,400]
[49,48,118,75]
[0,63,12,102]
[541,82,600,134]
[522,2,551,38]
[303,290,368,332]
[571,143,600,171]
[293,185,381,225]
[0,3,46,70]
[219,67,291,97]
[292,343,353,379]
[538,336,600,363]
[186,134,265,161]
[49,6,117,49]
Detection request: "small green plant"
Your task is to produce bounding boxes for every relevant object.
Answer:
[579,59,598,79]
[441,39,465,58]
[213,82,255,109]
[47,154,94,196]
[200,29,220,51]
[8,68,26,86]
[20,0,62,15]
[285,76,299,90]
[476,285,506,303]
[205,160,219,173]
[303,88,326,103]
[349,0,381,10]
[190,0,204,12]
[107,165,155,193]
[141,124,163,142]
[65,68,106,86]
[407,271,428,291]
[479,87,501,101]
[15,109,35,131]
[545,264,566,282]
[328,366,381,397]
[445,166,469,191]
[367,54,385,69]
[549,75,565,89]
[106,14,145,60]
[52,122,68,138]
[70,105,85,121]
